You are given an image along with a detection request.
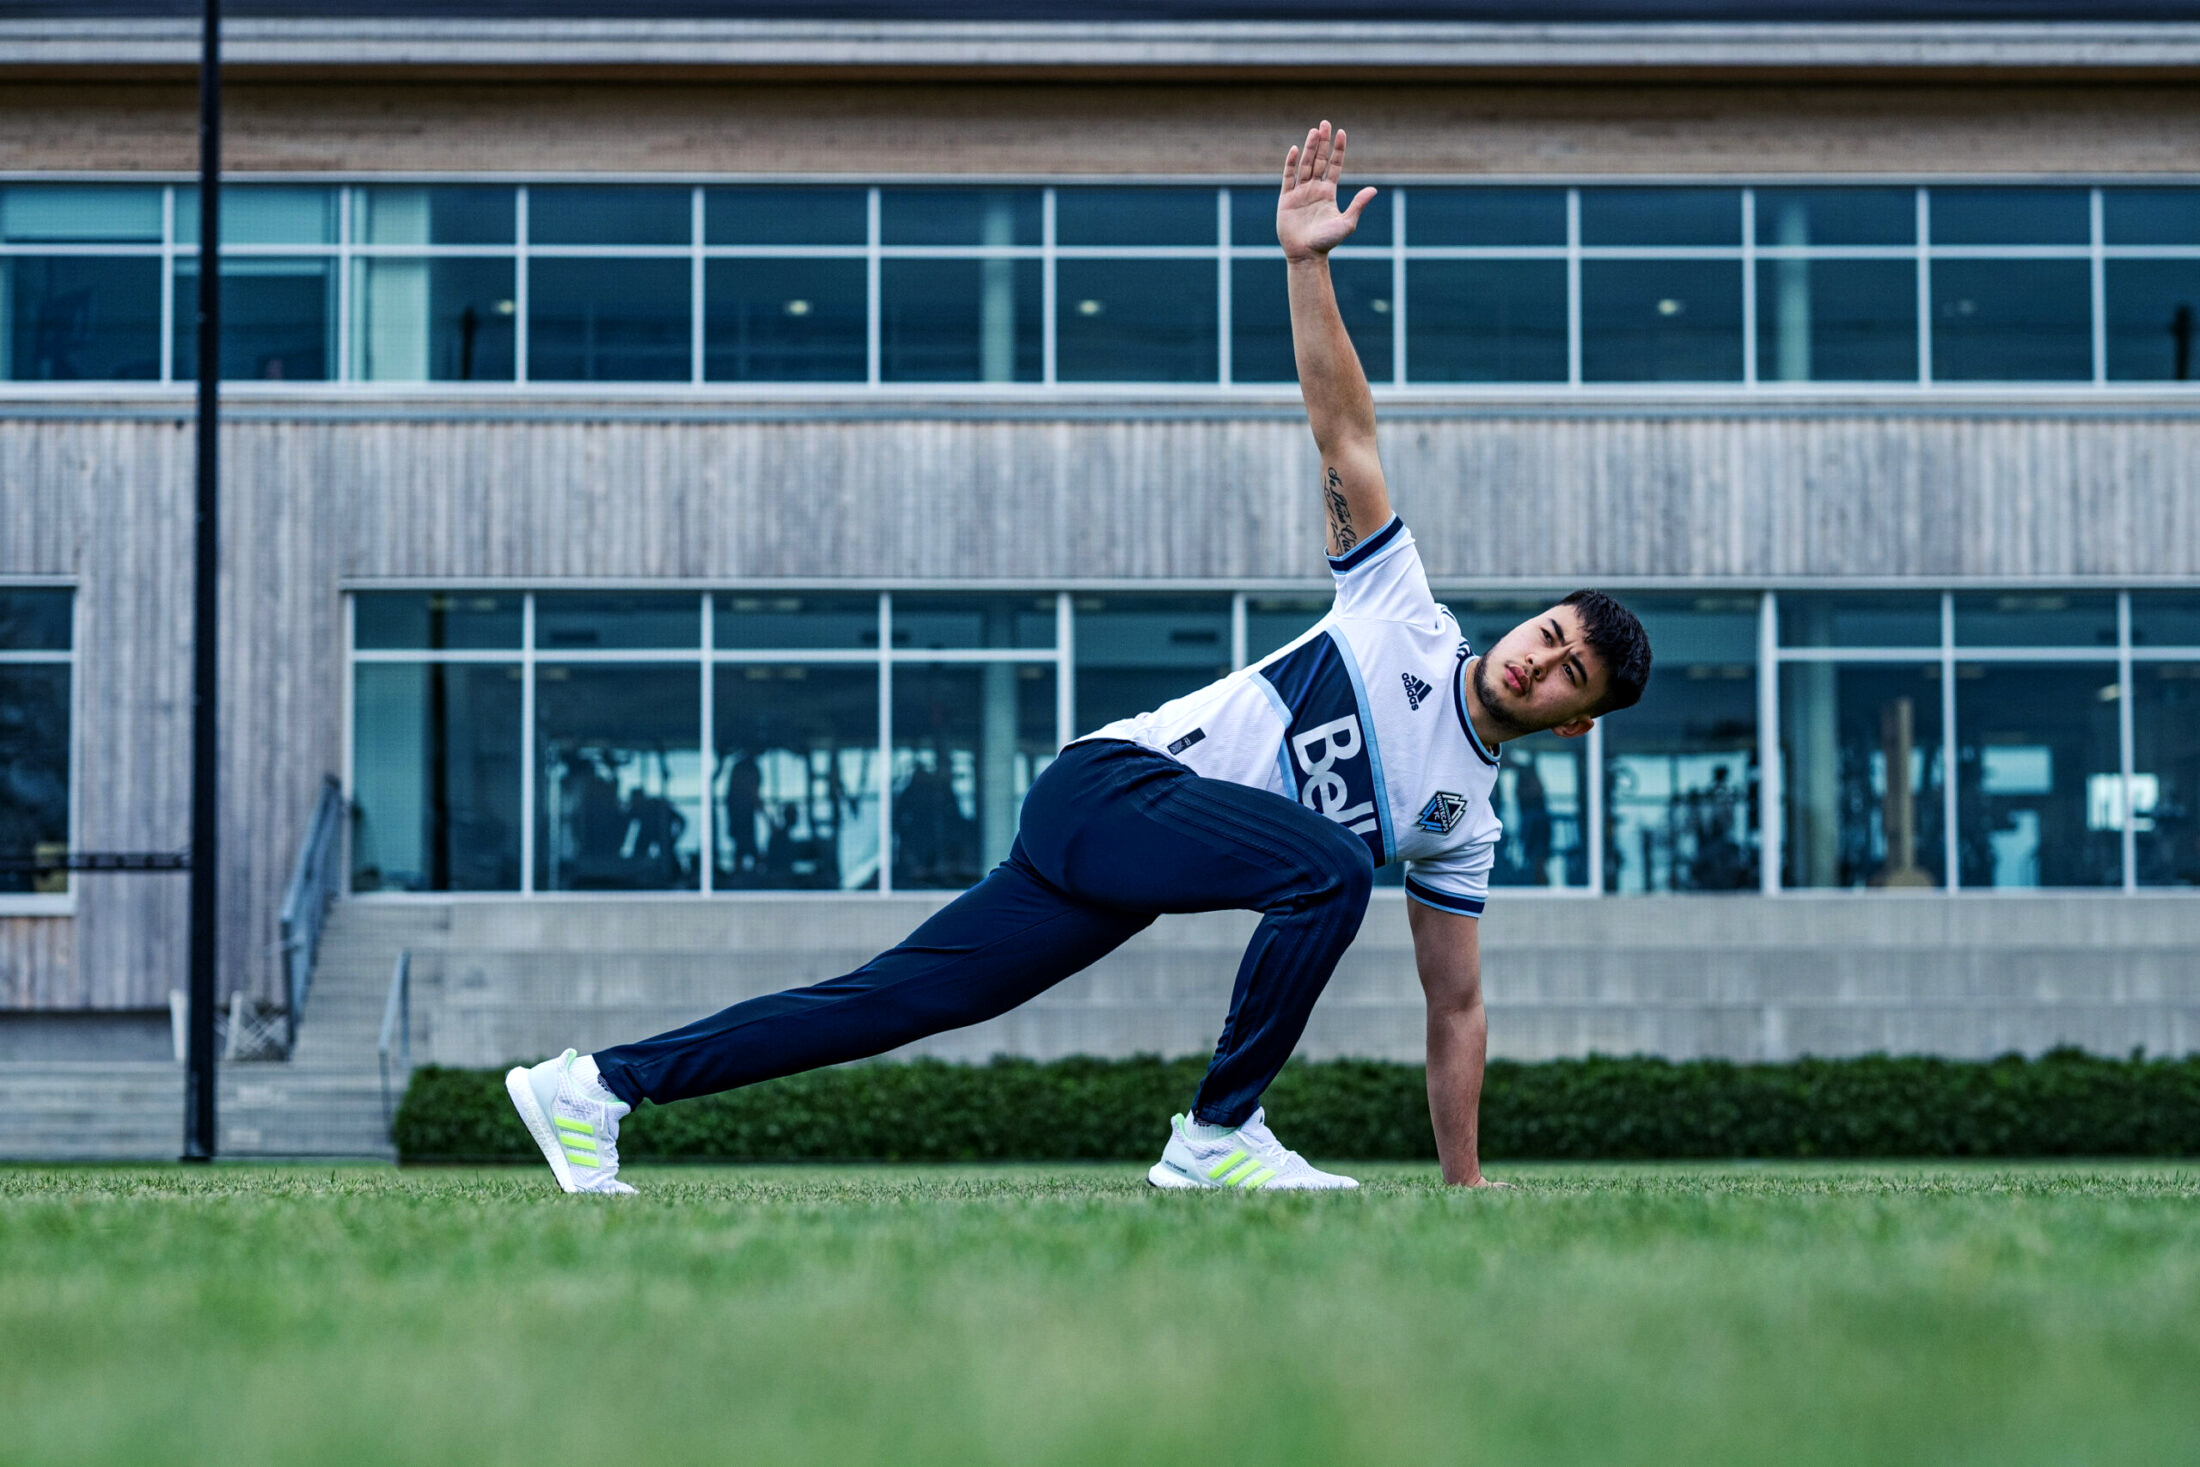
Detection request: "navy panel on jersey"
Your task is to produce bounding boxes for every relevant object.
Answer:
[1257,631,1390,866]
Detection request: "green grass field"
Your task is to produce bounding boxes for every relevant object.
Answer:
[4,1163,2197,1466]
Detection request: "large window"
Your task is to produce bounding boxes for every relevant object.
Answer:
[9,181,2195,388]
[349,584,2200,898]
[0,589,72,901]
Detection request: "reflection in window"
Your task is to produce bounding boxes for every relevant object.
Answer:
[1931,260,2091,382]
[1601,598,1760,892]
[529,187,689,246]
[0,185,160,245]
[715,665,880,890]
[354,592,523,652]
[880,190,1041,247]
[1071,595,1233,734]
[2131,593,2200,648]
[177,186,336,246]
[174,260,335,381]
[1780,593,1941,649]
[1755,259,1917,383]
[527,258,690,382]
[1581,260,1743,382]
[880,259,1042,383]
[1781,663,1945,889]
[892,663,1056,890]
[1753,189,1914,247]
[1233,256,1390,383]
[1930,188,2089,246]
[536,593,699,651]
[706,188,867,246]
[705,258,865,382]
[1406,260,1566,383]
[1952,592,2116,648]
[1489,734,1589,889]
[1058,259,1218,383]
[1407,188,1565,246]
[2103,188,2200,246]
[351,258,516,382]
[1579,188,1740,246]
[351,663,523,893]
[535,664,702,891]
[2105,260,2199,382]
[2134,663,2200,887]
[0,665,69,896]
[715,593,879,651]
[352,186,514,245]
[0,257,160,380]
[892,595,1054,651]
[1057,188,1214,246]
[1954,664,2121,888]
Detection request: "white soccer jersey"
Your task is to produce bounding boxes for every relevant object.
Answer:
[1081,517,1502,917]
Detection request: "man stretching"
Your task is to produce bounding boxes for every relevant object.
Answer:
[508,121,1652,1193]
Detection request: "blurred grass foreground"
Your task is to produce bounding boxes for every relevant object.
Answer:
[4,1163,2198,1466]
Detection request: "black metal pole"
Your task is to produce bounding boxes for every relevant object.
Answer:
[183,0,221,1164]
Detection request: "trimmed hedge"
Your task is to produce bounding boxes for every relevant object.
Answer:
[396,1049,2200,1164]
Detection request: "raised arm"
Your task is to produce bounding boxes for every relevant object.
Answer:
[1279,120,1391,557]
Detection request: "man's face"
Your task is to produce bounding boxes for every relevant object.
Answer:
[1471,603,1610,739]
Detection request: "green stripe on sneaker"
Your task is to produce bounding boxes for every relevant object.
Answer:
[554,1117,594,1135]
[1207,1149,1249,1181]
[1234,1165,1277,1189]
[562,1141,597,1159]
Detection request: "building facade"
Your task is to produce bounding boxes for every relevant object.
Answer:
[2,4,2198,1068]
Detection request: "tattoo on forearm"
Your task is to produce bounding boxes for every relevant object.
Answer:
[1324,467,1358,553]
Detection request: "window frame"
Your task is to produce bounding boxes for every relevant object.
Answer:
[0,581,77,915]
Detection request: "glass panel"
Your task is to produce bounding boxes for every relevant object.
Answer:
[172,259,334,381]
[1232,256,1391,384]
[1406,260,1567,383]
[1952,592,2117,648]
[1954,662,2121,888]
[350,258,516,382]
[349,663,523,893]
[704,258,865,382]
[2104,260,2200,382]
[354,592,523,652]
[2131,592,2200,648]
[706,188,867,246]
[1057,188,1216,247]
[535,663,702,891]
[1752,188,1915,247]
[891,662,1056,889]
[534,593,700,651]
[0,665,70,896]
[2103,188,2200,247]
[1579,188,1740,247]
[1070,595,1233,734]
[1780,662,1947,889]
[891,594,1055,651]
[528,187,690,247]
[1930,260,2092,382]
[0,186,161,244]
[879,189,1040,246]
[714,664,881,890]
[1245,595,1330,663]
[1489,733,1590,889]
[0,590,71,651]
[1580,260,1743,382]
[1753,259,1917,383]
[714,593,880,651]
[1779,593,1941,649]
[2133,662,2200,887]
[525,258,691,382]
[1407,188,1565,247]
[0,257,160,381]
[1600,596,1760,893]
[1929,188,2088,247]
[1058,258,1219,383]
[177,186,336,246]
[879,259,1041,383]
[352,187,515,246]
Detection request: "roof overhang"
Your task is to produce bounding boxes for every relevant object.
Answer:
[5,19,2200,82]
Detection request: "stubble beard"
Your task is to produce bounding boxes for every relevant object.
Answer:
[1472,655,1537,738]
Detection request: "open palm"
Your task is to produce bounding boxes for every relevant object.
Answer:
[1276,120,1377,261]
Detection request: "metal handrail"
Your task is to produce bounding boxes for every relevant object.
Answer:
[378,949,411,1139]
[277,774,346,1053]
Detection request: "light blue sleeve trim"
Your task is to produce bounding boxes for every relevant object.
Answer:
[1325,631,1395,866]
[1253,671,1297,795]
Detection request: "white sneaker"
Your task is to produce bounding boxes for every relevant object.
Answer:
[505,1049,636,1195]
[1146,1107,1360,1192]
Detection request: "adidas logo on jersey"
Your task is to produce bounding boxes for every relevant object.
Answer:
[1400,672,1433,711]
[1415,791,1469,834]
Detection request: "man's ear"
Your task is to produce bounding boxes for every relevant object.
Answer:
[1551,717,1595,741]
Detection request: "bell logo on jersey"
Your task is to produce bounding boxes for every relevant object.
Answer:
[1293,716,1380,838]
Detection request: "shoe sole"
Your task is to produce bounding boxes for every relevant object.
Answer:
[505,1066,579,1195]
[1147,1161,1209,1190]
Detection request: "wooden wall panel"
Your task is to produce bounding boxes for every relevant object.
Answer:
[4,406,2199,1009]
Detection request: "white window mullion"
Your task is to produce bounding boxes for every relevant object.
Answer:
[865,187,881,387]
[1565,188,1583,389]
[1916,187,1933,386]
[1216,189,1232,388]
[691,186,707,385]
[1758,589,1780,893]
[1230,591,1249,671]
[159,185,175,384]
[1940,592,1959,890]
[519,592,537,893]
[514,186,531,384]
[876,592,893,892]
[1056,592,1075,748]
[2118,590,2138,891]
[1390,187,1407,387]
[1740,188,1758,388]
[2090,186,2109,387]
[1585,717,1606,894]
[698,591,715,895]
[1042,188,1058,387]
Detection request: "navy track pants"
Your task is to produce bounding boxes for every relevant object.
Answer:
[592,739,1376,1127]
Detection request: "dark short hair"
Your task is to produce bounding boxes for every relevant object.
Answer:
[1562,590,1651,716]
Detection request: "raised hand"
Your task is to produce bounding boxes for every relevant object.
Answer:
[1276,120,1378,263]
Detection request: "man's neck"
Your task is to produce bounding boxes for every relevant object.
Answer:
[1459,655,1514,754]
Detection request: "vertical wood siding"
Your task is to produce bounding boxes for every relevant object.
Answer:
[2,406,2197,1007]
